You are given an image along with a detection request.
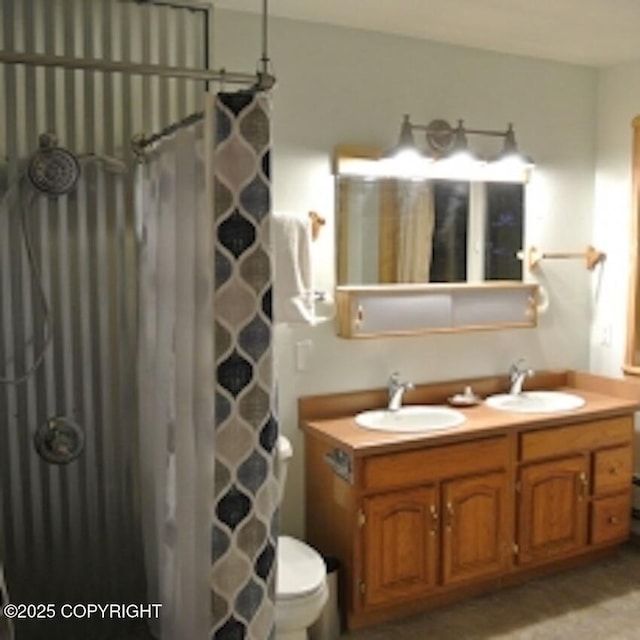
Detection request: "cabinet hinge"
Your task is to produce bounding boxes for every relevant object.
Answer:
[513,542,519,556]
[357,509,366,527]
[359,581,366,595]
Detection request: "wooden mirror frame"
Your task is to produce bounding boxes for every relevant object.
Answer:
[624,116,640,374]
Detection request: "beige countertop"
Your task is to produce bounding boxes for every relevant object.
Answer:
[299,370,640,457]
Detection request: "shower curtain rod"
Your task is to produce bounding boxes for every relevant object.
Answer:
[132,110,205,152]
[0,51,258,85]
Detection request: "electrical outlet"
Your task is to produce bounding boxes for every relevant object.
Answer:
[295,340,313,372]
[599,323,612,347]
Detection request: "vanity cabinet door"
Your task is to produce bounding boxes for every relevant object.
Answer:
[442,472,508,585]
[518,455,589,565]
[362,486,439,607]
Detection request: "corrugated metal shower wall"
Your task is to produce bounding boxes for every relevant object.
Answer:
[0,1,207,637]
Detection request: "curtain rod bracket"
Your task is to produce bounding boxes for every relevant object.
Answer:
[254,70,276,91]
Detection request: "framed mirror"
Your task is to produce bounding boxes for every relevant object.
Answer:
[336,176,524,285]
[332,147,536,338]
[334,147,527,287]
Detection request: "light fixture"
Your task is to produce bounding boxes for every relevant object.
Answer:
[492,123,534,167]
[385,115,534,180]
[381,114,435,174]
[440,119,484,167]
[397,114,416,151]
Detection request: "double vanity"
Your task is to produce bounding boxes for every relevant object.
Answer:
[299,370,640,630]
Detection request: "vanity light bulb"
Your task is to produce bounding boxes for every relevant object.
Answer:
[384,148,434,178]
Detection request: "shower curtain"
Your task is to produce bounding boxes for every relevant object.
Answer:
[210,92,277,640]
[137,90,276,640]
[137,97,216,639]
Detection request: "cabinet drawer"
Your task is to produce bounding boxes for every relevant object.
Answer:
[591,493,631,545]
[520,416,632,462]
[593,445,632,496]
[363,437,507,492]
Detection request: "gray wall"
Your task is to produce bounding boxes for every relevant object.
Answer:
[213,9,599,537]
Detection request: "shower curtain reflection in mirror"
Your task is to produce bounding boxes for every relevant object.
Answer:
[397,181,435,282]
[136,97,215,640]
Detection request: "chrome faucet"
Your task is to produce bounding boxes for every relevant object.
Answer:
[388,372,414,411]
[509,359,534,395]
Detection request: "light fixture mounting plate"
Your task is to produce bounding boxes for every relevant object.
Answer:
[425,119,455,153]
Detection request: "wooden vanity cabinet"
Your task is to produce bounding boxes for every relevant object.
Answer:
[362,486,438,606]
[442,471,509,585]
[362,469,509,607]
[302,387,637,631]
[591,444,633,544]
[516,416,633,568]
[316,436,511,623]
[517,455,589,565]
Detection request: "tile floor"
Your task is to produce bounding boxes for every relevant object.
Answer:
[340,543,640,639]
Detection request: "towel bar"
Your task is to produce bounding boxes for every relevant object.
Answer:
[517,245,606,271]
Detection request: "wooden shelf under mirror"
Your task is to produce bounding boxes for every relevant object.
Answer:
[335,282,539,338]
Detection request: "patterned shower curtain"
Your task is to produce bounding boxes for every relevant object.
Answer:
[137,96,216,639]
[137,91,275,640]
[210,92,277,640]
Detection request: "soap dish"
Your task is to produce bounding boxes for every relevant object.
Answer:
[447,386,482,408]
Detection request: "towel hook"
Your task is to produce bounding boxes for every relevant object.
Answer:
[309,211,325,241]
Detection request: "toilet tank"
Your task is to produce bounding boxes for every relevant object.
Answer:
[276,435,293,506]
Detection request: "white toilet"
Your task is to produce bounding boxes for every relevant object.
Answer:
[276,436,328,640]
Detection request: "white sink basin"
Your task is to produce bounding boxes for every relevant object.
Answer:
[485,391,586,414]
[355,405,466,433]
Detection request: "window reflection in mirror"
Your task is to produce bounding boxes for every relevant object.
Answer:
[336,176,524,285]
[485,182,524,280]
[431,181,469,282]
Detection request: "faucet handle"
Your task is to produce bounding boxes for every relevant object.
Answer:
[389,372,413,389]
[387,372,414,411]
[508,359,535,394]
[510,358,527,377]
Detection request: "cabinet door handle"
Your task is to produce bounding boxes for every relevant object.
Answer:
[608,515,620,525]
[578,472,588,501]
[429,504,438,536]
[445,501,454,530]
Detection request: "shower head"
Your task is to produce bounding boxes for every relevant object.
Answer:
[27,133,80,196]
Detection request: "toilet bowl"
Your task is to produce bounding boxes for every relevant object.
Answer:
[275,436,328,640]
[276,535,328,640]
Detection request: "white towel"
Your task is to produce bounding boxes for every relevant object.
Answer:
[272,211,314,323]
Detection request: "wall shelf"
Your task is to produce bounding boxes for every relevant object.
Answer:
[335,282,539,338]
